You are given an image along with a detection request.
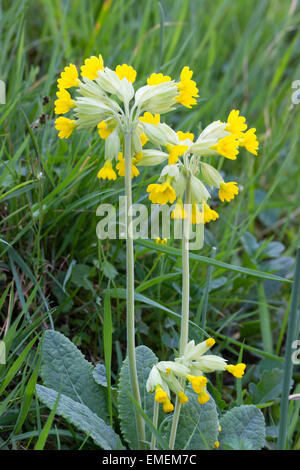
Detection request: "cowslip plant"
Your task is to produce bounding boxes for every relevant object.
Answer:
[54,54,198,449]
[142,108,259,449]
[34,53,266,451]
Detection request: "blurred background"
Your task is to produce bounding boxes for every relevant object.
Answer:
[0,0,300,449]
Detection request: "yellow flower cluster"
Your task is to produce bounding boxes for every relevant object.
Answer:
[147,337,246,414]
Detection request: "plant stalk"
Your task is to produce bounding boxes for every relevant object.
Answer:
[169,176,191,449]
[124,129,146,449]
[150,399,159,450]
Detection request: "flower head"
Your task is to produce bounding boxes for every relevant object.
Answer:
[219,182,239,202]
[81,55,104,80]
[147,182,176,205]
[115,64,137,83]
[97,160,117,181]
[55,89,75,115]
[147,73,172,86]
[176,66,199,108]
[55,117,76,139]
[57,64,80,89]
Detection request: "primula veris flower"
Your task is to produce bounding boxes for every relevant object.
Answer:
[55,88,75,115]
[171,198,187,219]
[213,134,239,160]
[97,120,113,139]
[57,64,80,89]
[176,66,199,108]
[115,64,137,83]
[81,55,104,80]
[226,109,247,137]
[147,73,172,86]
[147,337,246,414]
[203,202,219,223]
[116,152,140,178]
[147,182,176,205]
[97,160,117,180]
[167,143,189,165]
[239,128,259,155]
[55,117,76,139]
[219,181,239,202]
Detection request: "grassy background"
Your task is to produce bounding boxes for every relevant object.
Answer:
[0,0,299,450]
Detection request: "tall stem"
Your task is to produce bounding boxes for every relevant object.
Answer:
[169,176,191,450]
[124,129,146,450]
[150,400,159,450]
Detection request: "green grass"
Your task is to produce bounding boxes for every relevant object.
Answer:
[0,0,300,450]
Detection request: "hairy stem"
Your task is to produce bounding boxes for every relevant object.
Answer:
[124,129,146,450]
[150,399,159,450]
[169,176,191,450]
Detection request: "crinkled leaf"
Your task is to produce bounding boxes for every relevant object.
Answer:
[41,330,108,420]
[219,405,265,450]
[117,345,158,449]
[93,364,107,387]
[249,368,284,404]
[36,385,123,450]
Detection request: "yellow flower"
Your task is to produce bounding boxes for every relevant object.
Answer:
[186,375,208,394]
[115,64,137,83]
[197,390,210,405]
[171,198,187,219]
[219,182,239,202]
[155,237,167,245]
[139,112,160,124]
[97,121,113,139]
[214,441,220,449]
[225,363,246,379]
[147,73,172,86]
[139,113,160,146]
[54,89,75,115]
[116,152,140,178]
[226,109,247,137]
[239,128,259,155]
[166,144,189,165]
[176,66,199,108]
[147,182,176,205]
[97,160,117,181]
[140,133,148,146]
[190,203,203,224]
[214,134,239,160]
[177,131,194,142]
[178,391,189,404]
[163,398,174,413]
[81,55,104,80]
[57,64,80,89]
[203,202,219,224]
[55,117,76,139]
[154,385,168,403]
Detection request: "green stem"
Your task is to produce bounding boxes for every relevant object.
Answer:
[277,247,300,450]
[124,129,146,450]
[169,176,191,450]
[150,399,159,450]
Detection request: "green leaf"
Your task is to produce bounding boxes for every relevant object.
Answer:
[40,330,108,421]
[219,405,266,450]
[136,240,291,283]
[93,364,107,387]
[162,389,219,450]
[36,385,123,450]
[249,368,285,404]
[117,345,158,449]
